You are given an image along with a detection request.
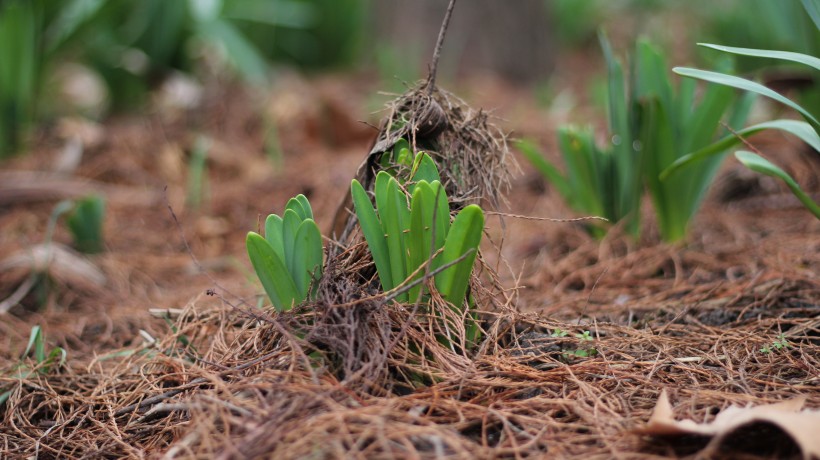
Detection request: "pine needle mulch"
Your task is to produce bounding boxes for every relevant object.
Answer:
[2,266,817,459]
[1,79,819,459]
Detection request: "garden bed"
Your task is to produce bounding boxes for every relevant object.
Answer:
[1,75,818,459]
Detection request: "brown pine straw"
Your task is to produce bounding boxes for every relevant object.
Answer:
[1,249,817,458]
[2,82,819,459]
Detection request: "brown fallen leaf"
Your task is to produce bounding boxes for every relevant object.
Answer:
[636,389,820,459]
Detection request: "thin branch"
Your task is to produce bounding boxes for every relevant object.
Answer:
[428,0,458,94]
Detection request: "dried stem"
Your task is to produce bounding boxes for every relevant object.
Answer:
[428,0,458,94]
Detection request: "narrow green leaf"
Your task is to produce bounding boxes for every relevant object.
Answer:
[382,176,410,301]
[201,18,268,83]
[515,139,572,201]
[292,219,323,299]
[673,67,820,133]
[735,151,820,219]
[431,181,450,250]
[661,120,820,180]
[698,43,820,72]
[435,205,484,308]
[246,232,299,311]
[407,180,436,301]
[23,326,43,361]
[803,0,820,30]
[351,179,393,291]
[374,171,391,223]
[264,214,285,262]
[281,209,302,276]
[557,127,603,216]
[392,138,410,163]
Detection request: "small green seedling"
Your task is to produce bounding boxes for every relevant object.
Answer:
[1,326,67,407]
[66,195,106,254]
[550,328,569,338]
[760,333,791,354]
[246,194,323,311]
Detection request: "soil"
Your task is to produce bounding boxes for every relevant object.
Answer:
[0,67,818,459]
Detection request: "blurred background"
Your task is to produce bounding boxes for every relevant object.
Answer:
[1,0,818,160]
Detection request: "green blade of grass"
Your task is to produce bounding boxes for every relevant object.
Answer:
[735,151,820,219]
[661,120,820,180]
[673,67,820,133]
[434,204,484,308]
[351,179,393,292]
[246,232,299,311]
[698,43,820,71]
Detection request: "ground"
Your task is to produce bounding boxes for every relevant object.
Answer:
[0,69,818,459]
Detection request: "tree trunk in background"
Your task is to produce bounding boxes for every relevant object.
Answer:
[373,0,555,83]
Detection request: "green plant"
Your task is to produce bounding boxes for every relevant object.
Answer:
[350,152,484,308]
[186,136,210,211]
[66,195,106,253]
[663,43,820,219]
[760,333,791,354]
[1,326,67,407]
[246,194,323,311]
[520,34,753,241]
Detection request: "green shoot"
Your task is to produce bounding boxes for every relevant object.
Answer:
[1,326,67,407]
[351,152,484,310]
[246,194,323,311]
[187,136,210,211]
[66,195,106,254]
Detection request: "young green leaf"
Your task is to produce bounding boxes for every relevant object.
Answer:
[407,180,437,301]
[382,176,410,301]
[281,209,302,277]
[246,232,299,311]
[698,43,820,71]
[735,151,820,219]
[435,204,484,308]
[673,67,820,132]
[66,195,105,254]
[409,152,442,188]
[291,219,323,299]
[351,179,393,291]
[264,214,285,262]
[286,196,308,221]
[661,120,820,180]
[431,181,450,248]
[295,194,313,220]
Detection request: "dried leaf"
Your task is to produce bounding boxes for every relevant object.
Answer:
[637,389,820,459]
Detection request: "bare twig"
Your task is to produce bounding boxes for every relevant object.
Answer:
[428,0,458,94]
